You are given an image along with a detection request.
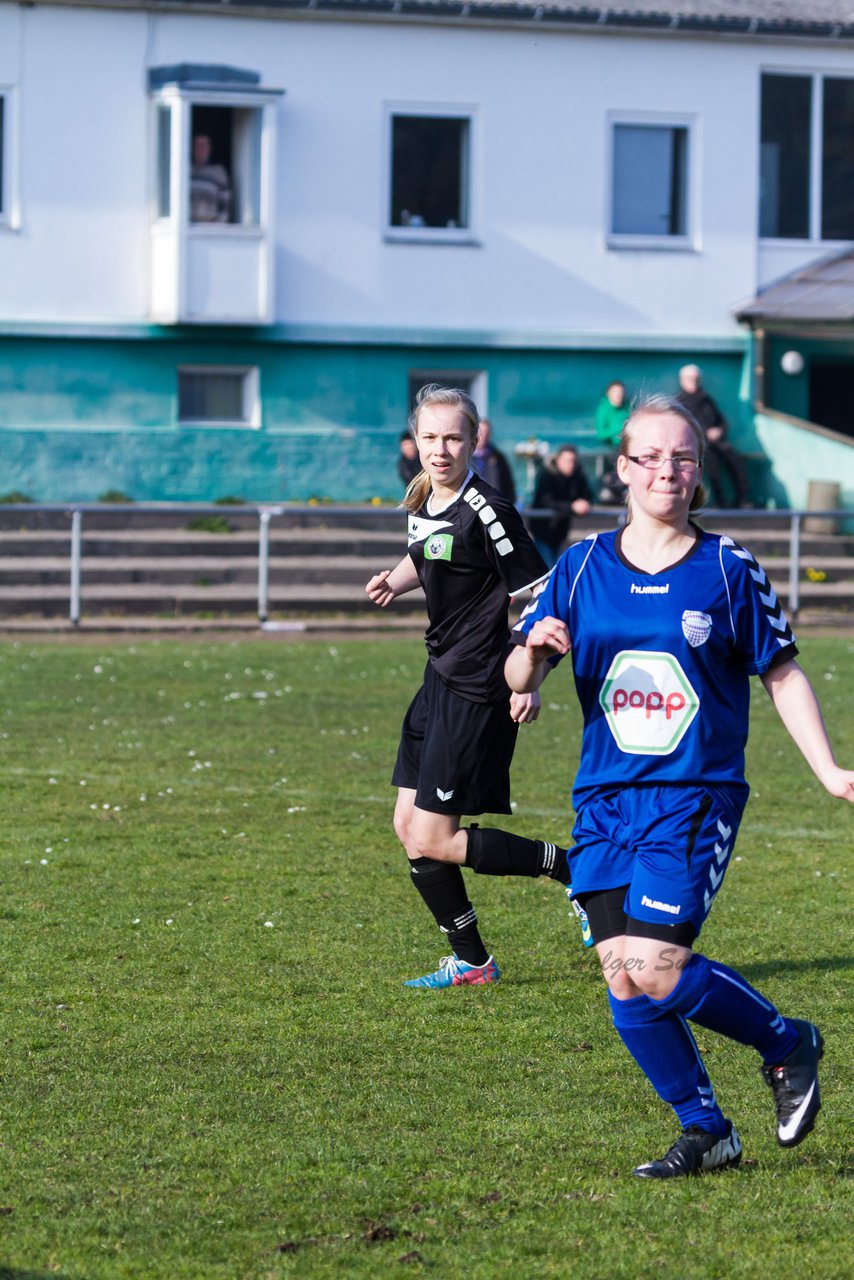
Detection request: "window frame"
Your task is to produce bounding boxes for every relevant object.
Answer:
[383,102,480,246]
[758,68,854,247]
[407,369,487,415]
[606,111,698,252]
[177,365,261,429]
[0,87,19,231]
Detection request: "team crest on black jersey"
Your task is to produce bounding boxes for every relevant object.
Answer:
[721,537,795,647]
[425,534,454,561]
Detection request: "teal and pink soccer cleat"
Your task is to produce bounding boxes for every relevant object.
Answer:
[404,954,500,989]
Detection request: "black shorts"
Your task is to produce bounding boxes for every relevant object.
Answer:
[391,662,518,816]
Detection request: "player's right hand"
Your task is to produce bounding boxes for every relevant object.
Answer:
[526,616,570,660]
[365,569,395,607]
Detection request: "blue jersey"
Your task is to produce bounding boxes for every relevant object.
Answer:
[514,527,797,808]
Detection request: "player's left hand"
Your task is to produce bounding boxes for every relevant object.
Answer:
[510,690,541,724]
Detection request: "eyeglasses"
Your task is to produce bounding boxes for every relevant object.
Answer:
[626,454,701,472]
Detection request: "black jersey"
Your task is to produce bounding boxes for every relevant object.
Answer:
[407,470,549,703]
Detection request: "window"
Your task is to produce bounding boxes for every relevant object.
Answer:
[178,367,260,427]
[387,109,474,240]
[189,105,262,226]
[0,96,5,218]
[0,91,11,227]
[610,121,691,244]
[407,370,486,413]
[760,72,854,242]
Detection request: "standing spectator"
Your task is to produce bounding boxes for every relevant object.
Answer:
[190,134,232,224]
[528,445,592,567]
[472,418,517,503]
[397,429,421,488]
[594,380,630,505]
[595,380,630,450]
[676,364,750,507]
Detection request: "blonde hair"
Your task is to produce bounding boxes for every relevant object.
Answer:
[401,384,480,514]
[619,394,708,521]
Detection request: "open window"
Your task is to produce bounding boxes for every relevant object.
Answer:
[148,65,283,324]
[386,106,477,243]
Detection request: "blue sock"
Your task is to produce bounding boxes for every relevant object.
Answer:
[608,991,728,1135]
[658,954,800,1065]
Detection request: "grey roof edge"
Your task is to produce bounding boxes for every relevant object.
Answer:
[30,0,854,42]
[735,244,854,324]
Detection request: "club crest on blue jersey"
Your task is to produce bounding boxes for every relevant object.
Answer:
[682,610,713,648]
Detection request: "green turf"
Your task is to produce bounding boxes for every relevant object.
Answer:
[0,634,851,1280]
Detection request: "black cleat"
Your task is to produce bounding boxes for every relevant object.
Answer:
[633,1122,742,1180]
[761,1018,824,1148]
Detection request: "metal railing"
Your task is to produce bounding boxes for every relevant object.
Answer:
[1,502,851,626]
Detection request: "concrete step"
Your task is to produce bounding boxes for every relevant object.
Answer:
[0,555,390,586]
[0,582,428,618]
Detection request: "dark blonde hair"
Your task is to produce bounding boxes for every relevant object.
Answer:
[619,394,708,520]
[401,384,480,513]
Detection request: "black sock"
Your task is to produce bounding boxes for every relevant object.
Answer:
[464,826,569,884]
[409,857,490,967]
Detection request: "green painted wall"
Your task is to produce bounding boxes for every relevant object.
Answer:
[0,331,752,503]
[754,411,854,523]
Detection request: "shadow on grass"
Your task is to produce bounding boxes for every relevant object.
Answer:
[737,954,854,983]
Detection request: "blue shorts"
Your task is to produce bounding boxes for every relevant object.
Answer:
[569,785,746,936]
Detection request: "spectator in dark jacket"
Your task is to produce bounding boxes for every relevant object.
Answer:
[398,430,422,488]
[528,444,592,566]
[472,418,517,502]
[676,365,750,507]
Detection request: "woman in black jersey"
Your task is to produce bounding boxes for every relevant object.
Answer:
[366,384,574,988]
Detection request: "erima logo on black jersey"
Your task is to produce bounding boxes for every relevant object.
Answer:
[463,487,515,556]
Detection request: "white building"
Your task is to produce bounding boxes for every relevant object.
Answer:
[0,0,852,503]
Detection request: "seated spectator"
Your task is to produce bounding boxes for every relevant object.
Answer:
[472,418,517,502]
[190,134,232,224]
[527,444,592,566]
[398,429,422,488]
[594,380,630,505]
[675,364,750,507]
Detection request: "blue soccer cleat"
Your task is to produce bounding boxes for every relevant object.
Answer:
[568,886,594,947]
[404,954,500,989]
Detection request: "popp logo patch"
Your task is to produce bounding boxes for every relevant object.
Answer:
[599,650,699,756]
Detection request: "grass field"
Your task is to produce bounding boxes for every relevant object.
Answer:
[0,633,851,1280]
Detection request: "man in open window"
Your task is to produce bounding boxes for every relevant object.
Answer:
[190,134,232,224]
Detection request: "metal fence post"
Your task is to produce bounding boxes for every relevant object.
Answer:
[788,512,801,619]
[69,509,82,625]
[258,509,271,623]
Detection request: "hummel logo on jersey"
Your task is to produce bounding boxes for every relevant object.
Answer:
[641,894,681,916]
[631,583,669,595]
[436,787,455,802]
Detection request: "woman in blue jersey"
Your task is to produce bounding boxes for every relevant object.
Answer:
[506,394,854,1178]
[366,384,570,990]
